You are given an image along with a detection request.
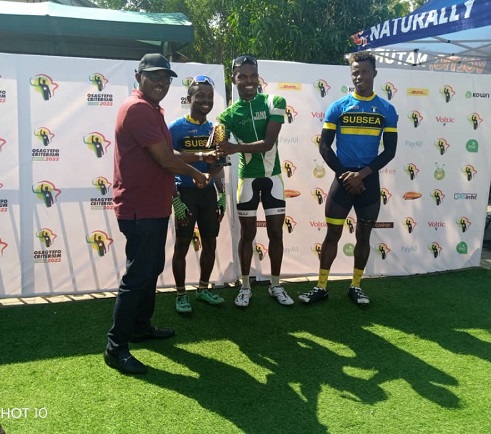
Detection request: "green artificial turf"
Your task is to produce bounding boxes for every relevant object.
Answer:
[1,268,490,434]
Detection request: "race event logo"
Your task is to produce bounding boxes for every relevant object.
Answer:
[30,74,59,101]
[32,127,59,161]
[314,80,330,98]
[0,237,7,256]
[403,217,416,234]
[380,188,392,205]
[312,243,322,259]
[86,230,113,257]
[284,216,297,233]
[255,243,267,260]
[431,189,445,206]
[462,164,477,181]
[0,136,5,152]
[346,216,356,234]
[429,242,442,258]
[435,138,450,155]
[457,217,471,233]
[440,85,455,102]
[91,177,113,210]
[377,243,390,260]
[0,182,6,213]
[32,181,61,208]
[87,75,113,106]
[83,132,111,158]
[434,164,446,181]
[311,134,321,148]
[382,82,397,100]
[0,88,6,103]
[408,110,423,128]
[258,77,267,94]
[192,228,201,251]
[312,160,326,178]
[92,176,112,196]
[285,105,297,124]
[312,187,327,205]
[282,160,296,178]
[468,112,483,130]
[404,163,419,180]
[36,228,57,248]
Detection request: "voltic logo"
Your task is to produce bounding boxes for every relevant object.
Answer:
[32,181,61,208]
[440,85,455,102]
[382,82,397,100]
[0,237,7,256]
[312,187,327,205]
[314,80,330,98]
[282,160,296,178]
[462,164,477,181]
[377,243,390,260]
[404,163,419,180]
[284,216,297,233]
[403,217,416,234]
[431,189,445,206]
[435,138,450,155]
[83,132,111,158]
[429,242,442,258]
[380,188,392,205]
[89,73,108,91]
[408,110,423,128]
[36,228,57,248]
[30,74,59,101]
[86,230,113,257]
[285,106,297,124]
[457,217,471,233]
[255,243,267,260]
[468,112,483,130]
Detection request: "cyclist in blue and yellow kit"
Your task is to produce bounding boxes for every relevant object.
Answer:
[299,51,398,306]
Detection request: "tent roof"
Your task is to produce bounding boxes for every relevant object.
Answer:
[350,0,491,73]
[0,1,194,60]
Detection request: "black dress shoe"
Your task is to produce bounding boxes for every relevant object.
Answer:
[104,350,147,375]
[129,325,175,343]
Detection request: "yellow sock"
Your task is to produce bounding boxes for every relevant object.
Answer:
[351,268,364,287]
[317,269,330,289]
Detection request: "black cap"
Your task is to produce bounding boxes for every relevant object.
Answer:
[137,53,177,77]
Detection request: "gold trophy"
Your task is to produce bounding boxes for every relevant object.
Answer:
[207,123,231,166]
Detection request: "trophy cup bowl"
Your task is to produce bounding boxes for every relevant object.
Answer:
[207,123,231,166]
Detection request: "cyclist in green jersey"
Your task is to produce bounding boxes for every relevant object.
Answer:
[217,54,294,308]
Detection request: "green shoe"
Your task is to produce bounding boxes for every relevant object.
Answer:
[176,294,192,313]
[195,288,224,305]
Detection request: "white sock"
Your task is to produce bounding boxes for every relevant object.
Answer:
[241,275,250,289]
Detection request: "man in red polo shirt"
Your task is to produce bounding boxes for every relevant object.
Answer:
[105,53,209,375]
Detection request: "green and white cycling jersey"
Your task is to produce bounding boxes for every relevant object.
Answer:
[217,93,286,179]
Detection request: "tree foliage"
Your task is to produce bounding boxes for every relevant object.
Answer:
[94,0,426,67]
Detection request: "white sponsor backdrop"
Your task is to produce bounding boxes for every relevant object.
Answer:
[0,53,489,298]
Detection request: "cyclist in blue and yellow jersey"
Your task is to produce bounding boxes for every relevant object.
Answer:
[299,51,398,306]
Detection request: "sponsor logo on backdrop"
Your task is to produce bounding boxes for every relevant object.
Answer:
[284,246,299,255]
[86,230,113,257]
[431,189,445,206]
[468,112,483,130]
[408,110,423,128]
[429,242,442,258]
[282,160,296,178]
[374,222,394,229]
[312,187,327,205]
[313,243,322,258]
[465,91,490,99]
[434,164,446,180]
[32,181,61,208]
[403,191,422,200]
[428,220,445,230]
[435,138,449,155]
[405,139,422,148]
[380,188,392,205]
[36,228,57,248]
[341,85,355,94]
[254,243,267,260]
[382,82,397,100]
[30,74,59,101]
[406,88,429,96]
[343,243,355,257]
[0,136,5,151]
[314,80,330,97]
[285,105,297,124]
[435,115,454,125]
[279,136,299,144]
[401,245,417,253]
[456,241,468,254]
[403,217,416,233]
[310,220,327,231]
[440,85,455,102]
[0,237,7,256]
[377,243,390,260]
[462,164,477,181]
[91,177,113,210]
[192,228,201,251]
[466,139,479,153]
[285,189,301,198]
[311,111,325,122]
[32,127,59,161]
[313,160,326,178]
[457,217,471,233]
[312,134,321,147]
[87,73,113,106]
[89,73,108,91]
[0,89,6,103]
[346,216,356,233]
[404,163,419,180]
[83,132,111,158]
[284,216,297,233]
[454,192,477,200]
[258,77,267,94]
[279,82,302,91]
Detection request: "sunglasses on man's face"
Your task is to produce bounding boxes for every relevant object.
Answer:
[189,75,215,87]
[142,71,173,84]
[232,55,258,69]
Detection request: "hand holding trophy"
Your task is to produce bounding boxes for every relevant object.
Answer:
[207,123,231,166]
